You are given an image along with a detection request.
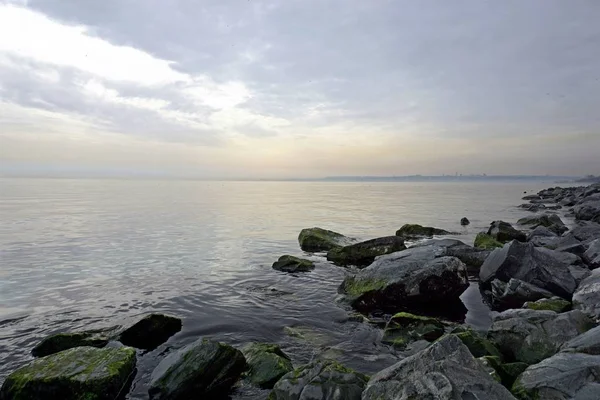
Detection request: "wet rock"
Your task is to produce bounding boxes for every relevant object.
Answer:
[488,221,527,243]
[272,255,315,273]
[573,269,600,319]
[326,236,405,267]
[148,339,246,400]
[338,245,469,316]
[561,325,600,355]
[31,326,119,357]
[461,217,470,226]
[487,309,593,364]
[517,214,567,235]
[381,312,445,349]
[242,343,293,389]
[523,297,571,313]
[512,352,600,400]
[267,360,368,400]
[453,329,503,359]
[583,239,600,269]
[479,241,577,300]
[526,225,557,247]
[489,278,554,311]
[119,314,182,350]
[298,227,354,252]
[0,346,136,400]
[362,335,515,400]
[475,232,504,250]
[395,223,452,239]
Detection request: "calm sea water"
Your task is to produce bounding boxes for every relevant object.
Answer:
[0,178,565,398]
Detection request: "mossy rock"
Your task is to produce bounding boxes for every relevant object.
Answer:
[0,346,136,400]
[32,326,120,357]
[524,297,571,313]
[242,343,293,389]
[326,236,406,267]
[454,330,503,359]
[479,356,528,389]
[298,228,353,252]
[395,224,451,239]
[474,232,504,250]
[119,313,181,350]
[382,312,445,349]
[272,255,315,273]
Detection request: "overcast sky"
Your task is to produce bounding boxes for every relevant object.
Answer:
[1,0,599,178]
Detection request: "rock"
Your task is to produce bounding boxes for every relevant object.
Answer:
[395,223,452,239]
[475,232,504,249]
[242,343,293,389]
[453,329,503,359]
[512,352,600,400]
[31,326,119,357]
[488,221,527,243]
[272,255,315,273]
[338,245,469,316]
[524,297,571,313]
[561,325,600,355]
[570,222,600,243]
[517,214,567,235]
[267,360,368,400]
[573,269,600,319]
[522,194,541,201]
[519,203,546,212]
[461,217,470,226]
[489,278,555,310]
[298,227,354,252]
[526,226,558,247]
[569,264,592,286]
[326,236,406,267]
[537,247,584,267]
[583,239,600,269]
[574,200,600,222]
[381,312,445,349]
[487,309,593,364]
[0,346,136,400]
[413,239,491,272]
[479,241,577,300]
[361,335,515,400]
[479,356,528,389]
[148,339,246,400]
[119,314,182,350]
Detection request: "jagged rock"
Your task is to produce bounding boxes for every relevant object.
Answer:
[413,239,491,272]
[517,214,567,235]
[0,346,136,400]
[490,278,554,310]
[148,339,246,400]
[267,360,368,400]
[573,269,600,319]
[475,232,504,250]
[487,309,593,364]
[461,217,470,226]
[119,314,182,350]
[326,236,405,267]
[395,224,452,239]
[526,226,557,247]
[561,325,600,355]
[381,312,445,349]
[570,222,600,243]
[524,297,571,313]
[512,352,600,400]
[583,239,600,269]
[298,227,354,252]
[569,265,593,286]
[361,335,515,400]
[488,221,527,243]
[31,326,119,357]
[242,343,293,389]
[272,255,315,273]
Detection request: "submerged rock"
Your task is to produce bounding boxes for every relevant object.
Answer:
[326,236,405,267]
[267,360,368,400]
[381,312,445,349]
[573,269,600,319]
[272,255,315,273]
[523,297,571,313]
[298,228,354,252]
[512,352,600,400]
[119,313,182,350]
[149,339,246,400]
[475,232,504,250]
[487,221,527,243]
[487,309,593,364]
[461,217,470,226]
[0,346,136,400]
[242,343,293,389]
[31,326,119,357]
[395,223,452,239]
[362,335,515,400]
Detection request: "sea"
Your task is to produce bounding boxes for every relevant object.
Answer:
[0,178,570,398]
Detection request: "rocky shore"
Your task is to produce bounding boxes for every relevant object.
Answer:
[2,183,600,399]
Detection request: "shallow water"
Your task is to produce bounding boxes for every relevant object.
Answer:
[0,178,564,398]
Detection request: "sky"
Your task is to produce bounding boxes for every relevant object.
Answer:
[1,0,599,179]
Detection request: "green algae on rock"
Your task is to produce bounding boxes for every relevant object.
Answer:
[474,232,504,250]
[272,255,315,273]
[119,313,181,350]
[242,343,293,389]
[326,236,406,267]
[297,227,354,252]
[382,312,445,349]
[0,346,136,400]
[523,297,571,313]
[453,329,503,359]
[31,326,120,357]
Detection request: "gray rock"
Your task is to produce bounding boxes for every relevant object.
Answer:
[583,239,600,269]
[488,221,527,243]
[522,194,541,201]
[570,222,600,243]
[413,239,491,272]
[490,278,554,310]
[119,314,182,350]
[479,241,577,300]
[527,226,557,247]
[268,360,368,400]
[561,325,600,355]
[487,309,593,364]
[517,214,567,235]
[573,269,600,319]
[569,265,593,286]
[272,255,315,273]
[574,200,600,222]
[519,203,546,212]
[537,247,584,267]
[512,352,600,400]
[298,228,355,252]
[149,339,246,400]
[361,335,516,400]
[326,236,406,267]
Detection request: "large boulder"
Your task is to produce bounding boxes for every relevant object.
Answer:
[561,325,600,355]
[119,314,182,350]
[583,239,600,269]
[0,346,136,400]
[148,339,246,400]
[326,236,406,267]
[489,278,555,311]
[395,224,452,239]
[512,352,600,400]
[298,228,354,252]
[573,269,600,319]
[517,214,567,235]
[479,241,577,301]
[361,335,515,400]
[338,245,469,316]
[381,312,445,349]
[487,309,593,364]
[267,360,368,400]
[475,232,504,250]
[31,326,119,357]
[242,343,293,389]
[488,221,527,243]
[272,255,315,273]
